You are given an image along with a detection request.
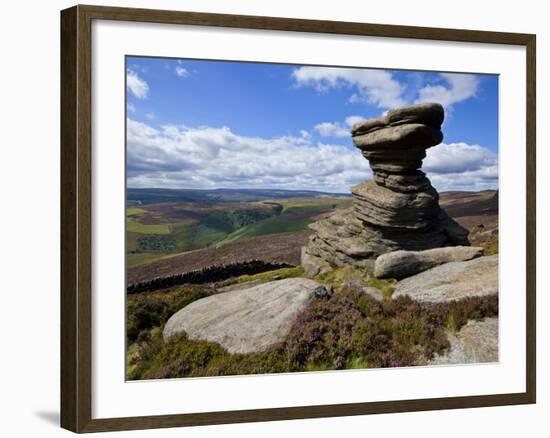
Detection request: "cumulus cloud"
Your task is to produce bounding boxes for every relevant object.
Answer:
[127,118,371,193]
[292,67,480,112]
[126,68,149,99]
[175,66,189,77]
[292,67,406,108]
[314,115,363,137]
[345,115,364,127]
[415,73,479,109]
[127,119,497,193]
[424,142,498,191]
[314,122,349,137]
[424,142,497,174]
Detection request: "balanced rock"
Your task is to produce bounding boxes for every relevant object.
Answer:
[302,102,469,276]
[163,278,331,354]
[393,255,498,303]
[374,246,483,279]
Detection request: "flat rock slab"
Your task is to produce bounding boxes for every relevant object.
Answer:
[428,317,499,365]
[393,255,498,303]
[374,246,483,279]
[163,278,331,354]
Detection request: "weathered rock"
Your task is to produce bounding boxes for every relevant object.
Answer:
[438,209,470,245]
[373,170,431,193]
[386,102,445,128]
[351,102,444,135]
[374,246,483,279]
[353,123,443,151]
[342,278,386,301]
[393,255,498,303]
[302,102,470,276]
[163,278,331,354]
[301,246,331,277]
[302,207,467,274]
[352,180,440,230]
[428,317,499,365]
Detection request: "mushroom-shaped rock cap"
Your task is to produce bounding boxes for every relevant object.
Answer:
[352,102,444,136]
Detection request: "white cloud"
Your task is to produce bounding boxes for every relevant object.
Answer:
[416,73,479,109]
[145,112,155,120]
[424,142,498,191]
[175,66,189,78]
[127,103,136,113]
[292,67,480,112]
[126,68,149,99]
[424,142,497,174]
[292,67,406,108]
[427,167,498,192]
[126,118,371,193]
[314,115,364,137]
[314,122,349,137]
[127,119,497,192]
[345,115,364,127]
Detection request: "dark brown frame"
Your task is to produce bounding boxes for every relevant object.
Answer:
[61,4,536,433]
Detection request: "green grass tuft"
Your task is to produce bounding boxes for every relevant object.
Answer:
[367,277,397,300]
[314,266,370,292]
[228,266,305,285]
[126,216,172,235]
[481,233,499,256]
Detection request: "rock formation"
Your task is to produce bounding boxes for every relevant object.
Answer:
[393,254,498,303]
[302,102,469,276]
[374,246,483,279]
[163,278,332,354]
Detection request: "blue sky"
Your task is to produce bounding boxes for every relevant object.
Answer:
[126,56,498,193]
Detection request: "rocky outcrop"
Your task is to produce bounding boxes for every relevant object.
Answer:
[427,317,499,365]
[374,246,483,279]
[393,255,498,303]
[302,103,469,277]
[163,278,332,354]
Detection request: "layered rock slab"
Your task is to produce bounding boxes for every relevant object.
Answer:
[393,255,498,303]
[352,180,440,230]
[163,278,331,354]
[374,246,484,279]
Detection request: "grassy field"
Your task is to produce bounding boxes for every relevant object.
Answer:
[219,213,312,244]
[126,195,351,268]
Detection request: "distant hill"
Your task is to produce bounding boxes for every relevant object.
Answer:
[439,190,498,218]
[126,188,499,280]
[127,187,350,205]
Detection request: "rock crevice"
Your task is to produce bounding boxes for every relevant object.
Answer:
[302,102,469,276]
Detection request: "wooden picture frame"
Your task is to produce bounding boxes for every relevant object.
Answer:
[60,4,536,433]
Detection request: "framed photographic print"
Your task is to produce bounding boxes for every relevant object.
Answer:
[60,4,536,433]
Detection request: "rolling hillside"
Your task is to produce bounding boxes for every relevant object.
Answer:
[126,191,352,268]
